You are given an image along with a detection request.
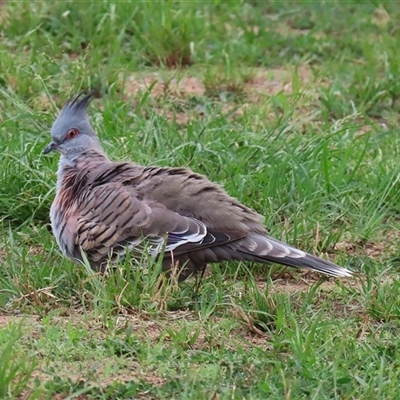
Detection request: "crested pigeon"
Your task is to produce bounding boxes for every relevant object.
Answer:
[43,91,352,280]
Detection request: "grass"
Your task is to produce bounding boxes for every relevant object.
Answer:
[1,0,400,398]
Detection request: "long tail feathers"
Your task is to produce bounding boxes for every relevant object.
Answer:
[236,233,352,278]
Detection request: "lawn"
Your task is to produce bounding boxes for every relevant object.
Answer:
[1,0,400,398]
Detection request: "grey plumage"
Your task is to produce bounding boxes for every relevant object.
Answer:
[44,92,352,280]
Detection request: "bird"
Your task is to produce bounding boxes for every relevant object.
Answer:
[43,91,352,281]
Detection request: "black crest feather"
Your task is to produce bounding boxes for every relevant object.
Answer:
[64,89,100,113]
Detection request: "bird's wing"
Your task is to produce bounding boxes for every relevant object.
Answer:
[72,181,237,266]
[117,166,267,234]
[82,163,267,234]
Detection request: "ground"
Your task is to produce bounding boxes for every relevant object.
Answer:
[1,1,400,399]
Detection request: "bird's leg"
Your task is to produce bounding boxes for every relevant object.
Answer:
[194,263,208,293]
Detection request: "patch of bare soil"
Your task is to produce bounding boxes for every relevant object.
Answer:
[372,6,391,27]
[354,124,373,137]
[244,65,326,127]
[271,277,337,294]
[275,24,311,37]
[245,66,313,99]
[160,106,200,125]
[0,0,8,25]
[122,65,318,125]
[334,235,398,259]
[124,73,165,98]
[39,358,165,389]
[124,66,313,101]
[123,73,206,124]
[0,313,38,327]
[30,92,53,111]
[124,73,205,99]
[0,313,12,326]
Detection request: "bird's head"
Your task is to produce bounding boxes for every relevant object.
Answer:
[43,90,102,160]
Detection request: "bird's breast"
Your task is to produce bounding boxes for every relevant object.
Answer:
[50,170,82,260]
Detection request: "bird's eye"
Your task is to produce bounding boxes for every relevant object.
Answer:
[67,128,79,139]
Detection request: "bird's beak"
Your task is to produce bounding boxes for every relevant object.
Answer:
[43,141,57,154]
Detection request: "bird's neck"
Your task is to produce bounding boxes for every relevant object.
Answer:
[56,150,110,191]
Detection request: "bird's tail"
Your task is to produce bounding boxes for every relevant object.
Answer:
[232,233,352,278]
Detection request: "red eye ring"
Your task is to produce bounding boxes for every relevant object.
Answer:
[67,128,79,139]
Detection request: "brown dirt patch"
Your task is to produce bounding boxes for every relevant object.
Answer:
[242,66,313,100]
[0,1,8,25]
[122,65,318,125]
[275,25,311,38]
[173,76,205,97]
[334,236,398,259]
[40,358,165,389]
[30,93,53,111]
[124,73,166,98]
[355,124,373,137]
[256,270,360,296]
[372,6,391,27]
[123,66,314,102]
[272,277,337,294]
[274,22,327,41]
[123,72,207,124]
[0,313,12,326]
[124,73,205,99]
[0,313,38,327]
[160,108,198,125]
